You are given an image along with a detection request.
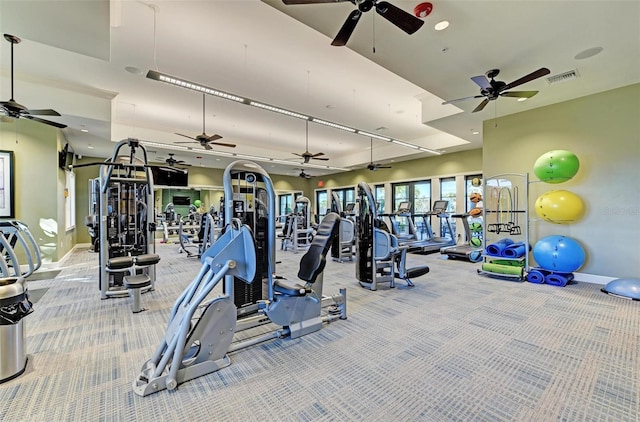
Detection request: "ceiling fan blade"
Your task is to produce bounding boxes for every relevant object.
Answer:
[310,152,325,157]
[377,165,392,169]
[311,156,329,161]
[471,75,492,90]
[502,67,551,91]
[292,152,304,157]
[25,108,61,117]
[283,0,350,3]
[203,143,212,150]
[500,90,539,99]
[209,141,236,148]
[472,98,490,113]
[442,95,484,105]
[175,133,198,141]
[331,9,362,46]
[206,133,223,142]
[23,115,67,128]
[375,1,424,35]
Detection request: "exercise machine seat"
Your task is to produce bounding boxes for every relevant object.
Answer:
[274,213,340,296]
[107,256,134,271]
[135,253,160,266]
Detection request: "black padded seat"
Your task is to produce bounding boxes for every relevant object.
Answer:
[134,254,160,266]
[297,212,340,283]
[124,274,152,289]
[107,256,134,270]
[274,213,340,296]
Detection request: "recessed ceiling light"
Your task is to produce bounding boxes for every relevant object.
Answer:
[472,130,479,135]
[434,20,449,31]
[574,46,603,60]
[124,66,143,75]
[87,145,94,149]
[517,98,528,102]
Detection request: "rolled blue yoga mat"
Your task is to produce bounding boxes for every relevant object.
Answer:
[545,272,575,287]
[502,242,527,258]
[527,268,548,284]
[485,238,514,256]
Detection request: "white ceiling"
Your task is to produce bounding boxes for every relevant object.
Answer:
[1,0,638,178]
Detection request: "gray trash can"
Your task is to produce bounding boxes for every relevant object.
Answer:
[0,277,33,383]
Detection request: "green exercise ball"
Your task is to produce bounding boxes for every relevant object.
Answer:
[535,190,585,224]
[534,150,580,183]
[194,200,202,208]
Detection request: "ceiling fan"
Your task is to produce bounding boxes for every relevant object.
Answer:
[283,0,425,47]
[442,67,551,113]
[366,138,391,171]
[175,93,236,149]
[164,153,190,167]
[0,34,67,128]
[293,120,328,163]
[298,169,312,179]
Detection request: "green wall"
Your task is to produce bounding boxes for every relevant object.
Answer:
[483,83,640,278]
[315,149,482,189]
[0,118,71,262]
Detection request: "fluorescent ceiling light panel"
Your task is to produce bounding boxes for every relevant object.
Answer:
[147,70,245,103]
[357,131,391,141]
[391,140,419,149]
[249,101,309,120]
[312,118,356,133]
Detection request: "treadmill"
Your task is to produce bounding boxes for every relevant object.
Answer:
[379,201,417,242]
[409,200,456,254]
[440,211,482,262]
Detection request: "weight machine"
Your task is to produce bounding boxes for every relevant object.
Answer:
[355,182,430,291]
[133,161,347,396]
[330,192,355,263]
[281,195,314,253]
[96,139,159,301]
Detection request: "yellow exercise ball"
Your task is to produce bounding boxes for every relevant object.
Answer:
[535,190,585,224]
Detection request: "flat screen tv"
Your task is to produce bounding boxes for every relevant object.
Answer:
[59,143,74,170]
[151,166,189,187]
[172,196,191,206]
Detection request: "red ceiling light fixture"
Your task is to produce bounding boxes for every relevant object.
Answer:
[413,2,433,18]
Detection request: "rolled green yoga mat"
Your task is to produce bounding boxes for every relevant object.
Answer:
[489,259,525,267]
[482,262,524,276]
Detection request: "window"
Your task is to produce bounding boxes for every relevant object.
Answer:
[331,187,355,212]
[374,184,385,214]
[65,170,76,231]
[279,193,293,223]
[316,190,327,219]
[392,181,431,240]
[440,177,456,238]
[465,174,483,212]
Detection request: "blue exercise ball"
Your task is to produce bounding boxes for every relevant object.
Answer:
[533,235,586,272]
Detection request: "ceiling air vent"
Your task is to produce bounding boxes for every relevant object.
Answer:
[546,69,580,85]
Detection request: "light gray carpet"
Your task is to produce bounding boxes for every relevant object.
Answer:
[0,243,637,421]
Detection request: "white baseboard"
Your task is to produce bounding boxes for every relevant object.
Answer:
[574,272,615,286]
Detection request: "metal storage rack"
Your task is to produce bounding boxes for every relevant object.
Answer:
[477,173,530,281]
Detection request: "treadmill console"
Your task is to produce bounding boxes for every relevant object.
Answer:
[431,200,449,214]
